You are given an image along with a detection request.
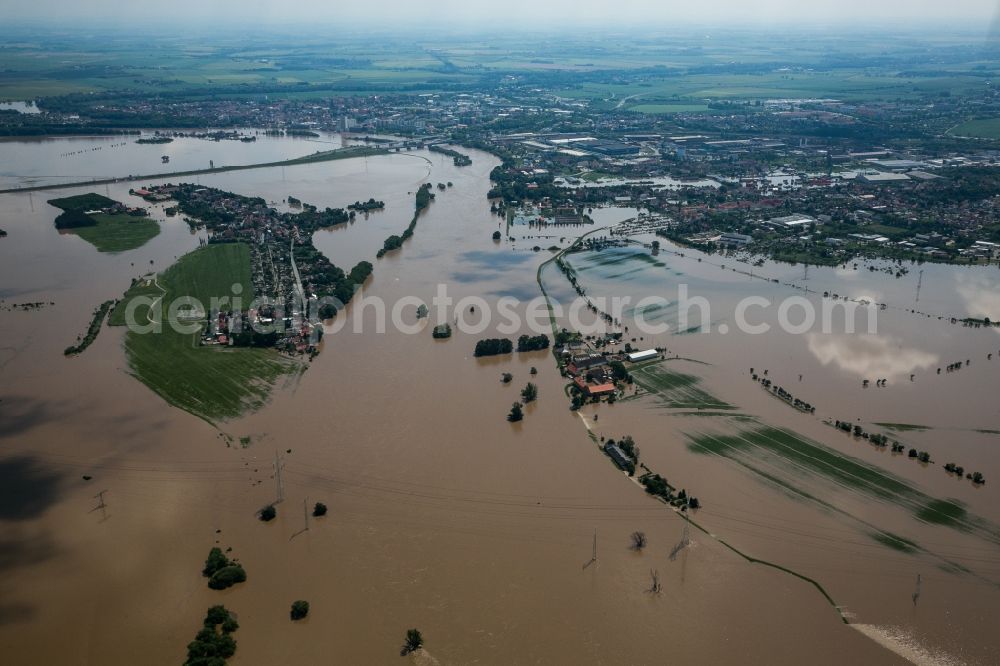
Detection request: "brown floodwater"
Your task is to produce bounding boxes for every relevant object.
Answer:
[0,129,346,190]
[0,138,995,665]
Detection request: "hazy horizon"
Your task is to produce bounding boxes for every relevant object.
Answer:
[2,0,999,30]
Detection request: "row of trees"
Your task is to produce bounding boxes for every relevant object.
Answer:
[348,198,385,212]
[756,376,816,413]
[475,338,513,357]
[516,334,550,352]
[944,463,986,484]
[376,184,435,258]
[64,300,114,356]
[429,144,472,166]
[638,472,700,510]
[476,335,551,357]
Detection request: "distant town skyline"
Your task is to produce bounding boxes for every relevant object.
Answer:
[2,0,999,28]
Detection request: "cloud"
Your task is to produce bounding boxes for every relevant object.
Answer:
[807,333,938,381]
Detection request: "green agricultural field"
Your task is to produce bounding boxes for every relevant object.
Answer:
[1,28,991,101]
[687,425,1000,544]
[66,213,159,252]
[628,103,711,114]
[110,243,298,423]
[558,71,986,103]
[631,361,732,410]
[949,118,1000,139]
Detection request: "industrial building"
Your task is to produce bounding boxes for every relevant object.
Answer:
[720,232,752,246]
[765,214,816,229]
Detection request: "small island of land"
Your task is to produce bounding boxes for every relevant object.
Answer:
[47,192,159,252]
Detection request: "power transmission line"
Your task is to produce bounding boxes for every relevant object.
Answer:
[670,516,691,561]
[91,490,108,522]
[583,528,598,569]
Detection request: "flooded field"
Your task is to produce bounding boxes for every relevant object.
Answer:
[0,136,997,664]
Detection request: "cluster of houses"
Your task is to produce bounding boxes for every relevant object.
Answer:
[84,199,149,218]
[201,309,238,347]
[569,351,617,399]
[561,347,659,399]
[132,187,174,203]
[706,202,1000,263]
[134,184,341,358]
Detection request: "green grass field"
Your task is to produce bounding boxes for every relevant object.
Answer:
[631,362,733,410]
[110,243,297,423]
[67,213,159,252]
[628,103,711,114]
[949,118,1000,139]
[687,425,1000,543]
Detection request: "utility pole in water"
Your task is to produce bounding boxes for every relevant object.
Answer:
[92,490,108,521]
[583,529,598,569]
[670,516,691,561]
[912,573,922,607]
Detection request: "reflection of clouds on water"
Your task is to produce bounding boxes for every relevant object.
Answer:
[807,333,938,381]
[832,264,862,280]
[841,290,884,309]
[955,272,1000,333]
[451,250,534,284]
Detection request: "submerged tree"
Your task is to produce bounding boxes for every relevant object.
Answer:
[649,569,662,594]
[290,600,310,621]
[508,402,524,422]
[202,547,230,577]
[521,382,538,403]
[630,531,647,551]
[208,564,247,590]
[401,628,424,655]
[185,605,239,666]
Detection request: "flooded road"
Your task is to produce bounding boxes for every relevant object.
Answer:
[0,129,347,190]
[0,136,996,664]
